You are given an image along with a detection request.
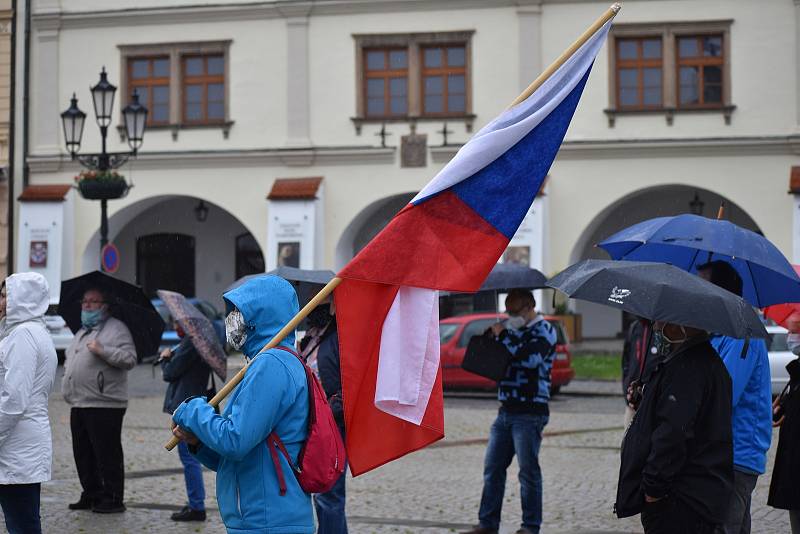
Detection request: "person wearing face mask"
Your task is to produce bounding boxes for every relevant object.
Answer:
[0,273,58,534]
[171,275,314,534]
[301,300,348,534]
[615,320,733,533]
[696,261,771,534]
[462,289,558,534]
[767,333,800,531]
[160,321,212,522]
[62,287,136,514]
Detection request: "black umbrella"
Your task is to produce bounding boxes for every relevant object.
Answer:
[546,260,768,340]
[225,268,336,307]
[478,263,548,292]
[58,271,165,359]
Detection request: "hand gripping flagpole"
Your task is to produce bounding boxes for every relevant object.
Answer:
[164,2,622,452]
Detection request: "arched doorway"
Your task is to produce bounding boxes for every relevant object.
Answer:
[569,185,762,338]
[81,196,264,308]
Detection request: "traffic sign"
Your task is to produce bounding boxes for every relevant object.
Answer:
[101,243,120,273]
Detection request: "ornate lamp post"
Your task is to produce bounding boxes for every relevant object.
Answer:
[61,67,148,269]
[689,191,705,216]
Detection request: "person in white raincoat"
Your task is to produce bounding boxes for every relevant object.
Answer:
[0,273,58,534]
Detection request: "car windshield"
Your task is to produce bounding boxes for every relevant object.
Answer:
[770,332,789,352]
[440,323,460,344]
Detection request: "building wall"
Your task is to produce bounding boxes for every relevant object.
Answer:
[15,0,800,335]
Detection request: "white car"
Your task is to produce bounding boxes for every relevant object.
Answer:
[44,315,73,363]
[767,325,793,396]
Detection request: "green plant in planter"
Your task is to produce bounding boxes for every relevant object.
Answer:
[554,302,570,315]
[75,170,129,200]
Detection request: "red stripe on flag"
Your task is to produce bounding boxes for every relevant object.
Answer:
[335,278,444,476]
[340,191,510,292]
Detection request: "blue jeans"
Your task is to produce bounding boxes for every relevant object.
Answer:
[0,483,41,534]
[314,422,348,534]
[478,410,548,533]
[178,441,205,511]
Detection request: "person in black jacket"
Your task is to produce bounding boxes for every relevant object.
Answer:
[300,302,347,534]
[160,324,211,522]
[615,320,733,533]
[768,334,800,532]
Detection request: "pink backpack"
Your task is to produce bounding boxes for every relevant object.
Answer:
[267,346,347,495]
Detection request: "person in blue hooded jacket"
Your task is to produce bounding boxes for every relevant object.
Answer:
[171,275,314,534]
[698,261,771,534]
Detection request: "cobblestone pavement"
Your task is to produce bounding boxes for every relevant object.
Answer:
[34,363,791,534]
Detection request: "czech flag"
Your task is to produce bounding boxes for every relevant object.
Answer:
[335,19,613,476]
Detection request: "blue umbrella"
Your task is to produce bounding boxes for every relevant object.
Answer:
[597,214,800,308]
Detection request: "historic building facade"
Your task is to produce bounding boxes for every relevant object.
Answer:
[12,0,800,336]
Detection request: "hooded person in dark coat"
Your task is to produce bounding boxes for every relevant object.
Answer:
[767,334,800,532]
[615,320,733,533]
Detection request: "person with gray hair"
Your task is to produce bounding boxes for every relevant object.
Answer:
[0,273,58,534]
[62,287,137,514]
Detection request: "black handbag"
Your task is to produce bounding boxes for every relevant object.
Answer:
[461,334,513,382]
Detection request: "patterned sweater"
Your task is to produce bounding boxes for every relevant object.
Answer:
[497,316,557,414]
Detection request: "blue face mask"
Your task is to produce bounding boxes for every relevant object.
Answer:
[81,309,105,329]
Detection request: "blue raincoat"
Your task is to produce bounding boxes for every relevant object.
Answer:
[710,335,772,475]
[173,276,313,534]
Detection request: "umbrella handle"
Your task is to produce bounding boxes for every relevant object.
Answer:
[165,277,343,451]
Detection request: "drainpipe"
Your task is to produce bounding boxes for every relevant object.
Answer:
[5,0,16,274]
[21,0,28,190]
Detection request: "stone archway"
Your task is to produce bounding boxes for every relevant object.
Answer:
[568,185,762,338]
[81,195,264,308]
[334,192,416,269]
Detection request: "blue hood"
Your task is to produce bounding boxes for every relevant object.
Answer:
[222,275,299,357]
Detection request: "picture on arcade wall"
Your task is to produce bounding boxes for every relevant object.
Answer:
[503,245,530,266]
[277,242,300,268]
[29,241,48,268]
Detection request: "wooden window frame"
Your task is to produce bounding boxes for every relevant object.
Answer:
[606,20,733,126]
[182,54,226,125]
[420,44,468,117]
[615,37,663,111]
[352,31,475,129]
[363,47,409,119]
[126,55,171,126]
[117,41,232,139]
[675,33,725,109]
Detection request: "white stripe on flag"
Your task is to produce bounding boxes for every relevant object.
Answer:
[411,19,612,204]
[374,287,440,425]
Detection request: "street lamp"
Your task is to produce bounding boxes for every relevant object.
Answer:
[194,200,210,223]
[61,67,148,270]
[689,192,705,216]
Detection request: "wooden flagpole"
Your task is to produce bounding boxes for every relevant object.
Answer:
[164,2,623,451]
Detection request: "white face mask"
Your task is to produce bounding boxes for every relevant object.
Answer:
[505,316,527,330]
[225,309,248,351]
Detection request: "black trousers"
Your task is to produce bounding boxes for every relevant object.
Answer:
[70,407,126,504]
[0,483,41,534]
[641,496,716,534]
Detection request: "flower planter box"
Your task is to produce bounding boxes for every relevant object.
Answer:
[78,179,129,200]
[551,313,582,343]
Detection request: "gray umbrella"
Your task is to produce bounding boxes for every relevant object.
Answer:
[224,268,336,307]
[547,260,767,340]
[478,263,547,292]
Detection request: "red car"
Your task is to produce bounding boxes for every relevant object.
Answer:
[440,313,575,394]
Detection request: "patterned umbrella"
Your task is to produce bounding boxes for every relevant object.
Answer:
[157,290,227,380]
